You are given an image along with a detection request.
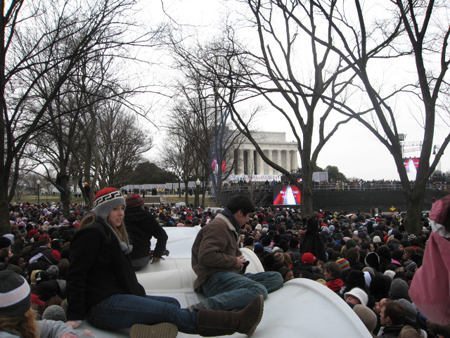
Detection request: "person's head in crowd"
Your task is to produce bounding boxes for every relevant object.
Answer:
[345,270,366,291]
[306,217,319,232]
[364,252,380,271]
[301,252,316,265]
[323,261,341,281]
[378,245,392,260]
[283,253,293,267]
[398,240,411,251]
[254,242,264,255]
[37,280,63,311]
[370,275,390,302]
[336,257,350,271]
[0,237,11,250]
[261,235,272,247]
[380,300,405,326]
[42,304,67,322]
[0,247,11,264]
[225,195,256,224]
[243,236,255,249]
[289,237,299,249]
[8,254,26,271]
[395,298,418,326]
[279,267,294,282]
[392,249,404,263]
[345,287,368,306]
[345,247,360,264]
[126,193,145,210]
[398,325,422,338]
[274,252,284,265]
[278,239,289,253]
[11,239,25,255]
[0,270,37,337]
[390,278,410,301]
[372,235,382,244]
[353,304,377,335]
[402,247,415,261]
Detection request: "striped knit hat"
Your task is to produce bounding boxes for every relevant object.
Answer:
[336,258,350,270]
[126,194,144,209]
[0,270,31,317]
[94,188,125,224]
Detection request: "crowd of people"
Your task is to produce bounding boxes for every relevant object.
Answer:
[1,191,449,338]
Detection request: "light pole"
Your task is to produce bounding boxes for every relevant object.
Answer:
[36,179,41,204]
[195,178,201,207]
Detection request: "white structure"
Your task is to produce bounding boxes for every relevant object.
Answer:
[230,131,298,181]
[77,226,372,338]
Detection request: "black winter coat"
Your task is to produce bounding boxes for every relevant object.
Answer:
[124,207,168,260]
[66,220,146,321]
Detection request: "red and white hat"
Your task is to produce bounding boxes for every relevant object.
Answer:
[94,188,125,223]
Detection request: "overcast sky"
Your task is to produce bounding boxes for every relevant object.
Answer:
[140,0,450,181]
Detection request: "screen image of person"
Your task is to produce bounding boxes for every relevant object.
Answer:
[273,185,301,205]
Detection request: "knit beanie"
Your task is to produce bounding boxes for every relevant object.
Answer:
[126,194,144,209]
[0,270,31,317]
[372,235,382,243]
[94,188,126,224]
[254,242,264,254]
[42,305,67,322]
[353,304,377,333]
[390,278,409,299]
[345,239,356,249]
[336,257,350,270]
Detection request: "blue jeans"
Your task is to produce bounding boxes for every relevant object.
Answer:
[200,271,283,311]
[87,294,198,334]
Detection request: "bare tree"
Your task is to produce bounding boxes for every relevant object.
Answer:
[304,0,449,233]
[209,1,357,217]
[160,128,197,206]
[95,102,153,187]
[168,32,254,206]
[0,0,157,233]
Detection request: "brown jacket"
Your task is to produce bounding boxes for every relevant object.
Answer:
[191,213,241,290]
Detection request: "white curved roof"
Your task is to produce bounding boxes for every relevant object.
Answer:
[77,226,372,338]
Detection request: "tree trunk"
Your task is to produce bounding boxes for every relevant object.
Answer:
[300,167,314,218]
[0,196,10,234]
[404,188,426,235]
[184,180,189,207]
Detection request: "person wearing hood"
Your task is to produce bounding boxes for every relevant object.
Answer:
[124,194,168,271]
[191,194,283,312]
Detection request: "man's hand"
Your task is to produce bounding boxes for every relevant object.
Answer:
[235,255,247,268]
[152,257,161,264]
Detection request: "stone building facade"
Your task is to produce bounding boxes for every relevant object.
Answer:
[229,131,299,182]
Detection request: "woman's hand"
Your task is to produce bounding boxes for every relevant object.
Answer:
[65,321,80,329]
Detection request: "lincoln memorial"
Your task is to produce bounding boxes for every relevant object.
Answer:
[230,131,299,182]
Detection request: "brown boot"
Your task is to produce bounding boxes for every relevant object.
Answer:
[196,295,264,337]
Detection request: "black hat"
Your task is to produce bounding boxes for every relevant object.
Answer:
[0,270,31,317]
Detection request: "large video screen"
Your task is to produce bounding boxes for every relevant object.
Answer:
[273,184,301,206]
[403,157,420,174]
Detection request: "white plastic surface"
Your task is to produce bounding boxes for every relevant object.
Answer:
[76,226,372,338]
